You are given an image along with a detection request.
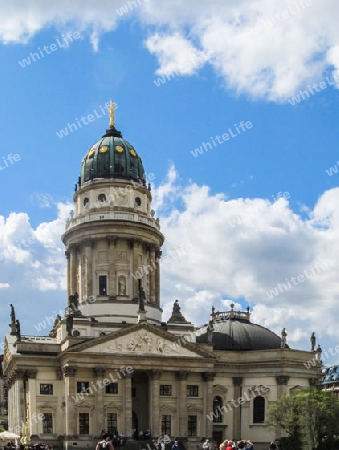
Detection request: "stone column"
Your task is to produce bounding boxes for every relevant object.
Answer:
[130,239,140,300]
[25,370,38,435]
[275,376,289,439]
[123,375,133,436]
[202,373,215,438]
[65,250,71,298]
[149,246,156,304]
[69,244,78,295]
[84,239,94,298]
[63,366,78,441]
[149,370,161,437]
[155,250,162,307]
[232,377,243,441]
[107,236,118,297]
[94,366,106,434]
[177,371,189,438]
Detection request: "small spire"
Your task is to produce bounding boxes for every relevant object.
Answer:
[109,100,115,128]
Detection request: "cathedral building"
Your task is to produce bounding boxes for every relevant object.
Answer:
[3,104,321,450]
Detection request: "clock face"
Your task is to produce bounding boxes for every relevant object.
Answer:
[115,145,124,153]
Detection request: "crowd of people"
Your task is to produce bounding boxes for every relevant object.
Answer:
[204,437,257,450]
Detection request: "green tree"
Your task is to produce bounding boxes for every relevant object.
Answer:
[266,389,339,450]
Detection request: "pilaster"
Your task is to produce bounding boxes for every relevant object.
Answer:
[232,377,243,441]
[176,371,189,437]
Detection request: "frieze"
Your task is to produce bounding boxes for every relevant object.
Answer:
[103,331,187,356]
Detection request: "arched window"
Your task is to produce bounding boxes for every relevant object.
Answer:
[253,396,265,423]
[213,396,223,423]
[98,193,106,203]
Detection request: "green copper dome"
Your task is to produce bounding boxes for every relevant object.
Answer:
[79,126,146,185]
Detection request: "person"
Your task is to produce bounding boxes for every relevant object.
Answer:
[245,440,254,450]
[172,441,180,450]
[203,440,211,450]
[268,441,277,450]
[219,441,227,450]
[225,442,233,450]
[95,433,114,450]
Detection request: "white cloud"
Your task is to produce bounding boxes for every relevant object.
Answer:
[2,0,339,100]
[0,283,10,289]
[154,167,339,357]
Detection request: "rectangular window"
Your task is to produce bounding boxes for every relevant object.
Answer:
[161,415,171,435]
[187,385,199,397]
[40,384,53,395]
[42,413,53,434]
[77,382,90,394]
[99,275,107,295]
[160,385,172,396]
[187,415,197,436]
[107,413,117,433]
[79,413,89,435]
[105,383,118,394]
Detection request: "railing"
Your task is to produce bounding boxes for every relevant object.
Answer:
[65,212,160,231]
[213,310,250,321]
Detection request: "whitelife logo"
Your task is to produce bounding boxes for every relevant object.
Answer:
[18,32,81,68]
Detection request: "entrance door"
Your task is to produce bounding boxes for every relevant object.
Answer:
[213,431,223,447]
[131,372,149,433]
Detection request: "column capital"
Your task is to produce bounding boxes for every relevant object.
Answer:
[202,372,216,382]
[107,236,118,245]
[25,369,38,380]
[309,377,318,386]
[176,371,189,381]
[129,238,141,248]
[276,375,289,385]
[83,238,94,248]
[65,250,70,260]
[68,243,79,252]
[63,365,77,377]
[232,377,243,387]
[155,250,162,259]
[93,366,106,377]
[149,370,162,380]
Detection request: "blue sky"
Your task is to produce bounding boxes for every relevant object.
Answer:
[1,0,339,363]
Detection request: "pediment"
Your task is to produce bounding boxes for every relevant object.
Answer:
[67,323,214,359]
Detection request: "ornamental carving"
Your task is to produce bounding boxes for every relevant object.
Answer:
[63,366,77,377]
[276,375,289,385]
[232,377,243,387]
[104,331,183,356]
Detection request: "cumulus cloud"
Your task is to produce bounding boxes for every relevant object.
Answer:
[154,167,339,355]
[2,0,339,100]
[0,283,10,289]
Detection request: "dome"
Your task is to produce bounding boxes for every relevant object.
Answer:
[79,125,146,185]
[196,308,282,351]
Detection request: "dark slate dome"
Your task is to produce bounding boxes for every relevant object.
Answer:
[196,307,282,351]
[80,125,146,185]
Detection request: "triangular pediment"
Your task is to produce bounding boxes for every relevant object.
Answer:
[67,323,215,359]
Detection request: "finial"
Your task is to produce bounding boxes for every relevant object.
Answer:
[109,100,115,128]
[230,303,234,311]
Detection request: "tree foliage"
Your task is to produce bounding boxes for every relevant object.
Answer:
[266,389,339,450]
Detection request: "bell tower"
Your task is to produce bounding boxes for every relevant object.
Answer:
[61,102,164,329]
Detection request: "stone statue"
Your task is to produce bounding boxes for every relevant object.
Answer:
[281,328,287,348]
[138,287,146,311]
[311,332,316,352]
[316,344,322,361]
[118,278,126,295]
[66,314,73,337]
[15,319,21,341]
[10,304,16,325]
[73,292,79,309]
[173,300,181,314]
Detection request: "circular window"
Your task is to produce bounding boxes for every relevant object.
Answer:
[135,197,141,206]
[98,193,106,202]
[83,197,89,206]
